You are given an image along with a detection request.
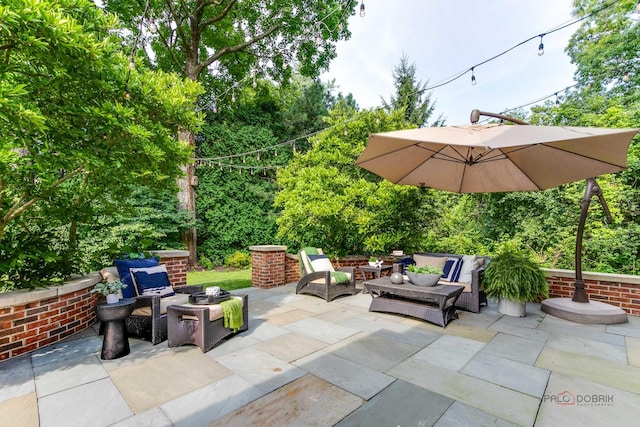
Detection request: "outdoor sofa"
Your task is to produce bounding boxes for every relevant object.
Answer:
[397,252,489,313]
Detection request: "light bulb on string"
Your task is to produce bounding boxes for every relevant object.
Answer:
[275,149,278,157]
[231,90,236,103]
[344,126,348,135]
[623,72,630,82]
[257,152,260,160]
[537,35,544,56]
[243,156,246,163]
[471,68,477,86]
[293,143,296,153]
[359,1,365,17]
[252,75,257,88]
[128,58,135,70]
[148,20,158,34]
[124,91,131,100]
[555,92,559,105]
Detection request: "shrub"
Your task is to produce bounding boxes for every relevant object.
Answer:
[225,251,252,269]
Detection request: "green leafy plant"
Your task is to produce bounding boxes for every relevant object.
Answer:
[369,257,378,262]
[225,251,252,269]
[483,242,548,303]
[406,264,443,275]
[90,279,127,296]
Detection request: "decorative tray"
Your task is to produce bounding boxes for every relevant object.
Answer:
[189,291,231,305]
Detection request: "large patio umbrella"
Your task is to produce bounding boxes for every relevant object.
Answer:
[357,120,637,193]
[356,110,639,323]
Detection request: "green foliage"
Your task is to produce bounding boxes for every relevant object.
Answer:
[0,0,202,289]
[90,279,127,296]
[195,78,334,264]
[483,242,549,303]
[381,53,444,127]
[275,107,436,256]
[225,251,252,269]
[406,264,442,275]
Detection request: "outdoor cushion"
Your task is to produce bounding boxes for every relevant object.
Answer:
[457,255,477,283]
[310,271,352,285]
[308,254,335,272]
[132,293,190,316]
[179,296,245,321]
[130,265,175,298]
[441,257,462,281]
[115,257,159,298]
[413,254,448,271]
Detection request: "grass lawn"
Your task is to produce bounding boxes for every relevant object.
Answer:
[187,268,252,291]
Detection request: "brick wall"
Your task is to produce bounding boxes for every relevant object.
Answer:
[0,250,189,361]
[0,274,101,361]
[545,269,640,316]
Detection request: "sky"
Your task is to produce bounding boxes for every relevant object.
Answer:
[321,0,579,125]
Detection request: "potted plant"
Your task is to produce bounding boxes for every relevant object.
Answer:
[369,256,381,267]
[406,264,443,287]
[91,279,128,304]
[483,242,548,317]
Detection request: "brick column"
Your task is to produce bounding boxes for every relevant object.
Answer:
[250,245,287,289]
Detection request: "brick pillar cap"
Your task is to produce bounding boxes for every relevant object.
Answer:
[249,245,287,252]
[152,250,189,258]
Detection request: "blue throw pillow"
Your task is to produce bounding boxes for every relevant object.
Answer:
[442,257,462,281]
[114,257,159,298]
[130,265,175,297]
[451,258,464,282]
[442,259,456,278]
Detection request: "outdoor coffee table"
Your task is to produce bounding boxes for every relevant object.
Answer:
[363,276,464,327]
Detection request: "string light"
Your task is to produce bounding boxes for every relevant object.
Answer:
[537,35,545,56]
[555,92,559,105]
[148,19,158,34]
[194,2,619,171]
[623,72,630,82]
[359,1,365,17]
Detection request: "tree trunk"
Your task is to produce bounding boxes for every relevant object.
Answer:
[177,128,197,267]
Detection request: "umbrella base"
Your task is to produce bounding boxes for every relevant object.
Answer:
[540,298,628,324]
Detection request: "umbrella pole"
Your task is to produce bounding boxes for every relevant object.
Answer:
[573,177,612,303]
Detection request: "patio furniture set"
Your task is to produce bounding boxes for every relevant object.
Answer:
[296,248,490,328]
[95,249,487,358]
[99,263,248,358]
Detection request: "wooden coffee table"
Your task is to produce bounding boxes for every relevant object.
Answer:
[363,276,464,327]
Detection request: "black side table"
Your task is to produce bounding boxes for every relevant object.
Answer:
[95,298,136,360]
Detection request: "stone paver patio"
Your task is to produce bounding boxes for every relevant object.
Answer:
[1,282,640,426]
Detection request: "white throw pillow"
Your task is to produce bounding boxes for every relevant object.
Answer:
[457,255,477,283]
[309,256,335,272]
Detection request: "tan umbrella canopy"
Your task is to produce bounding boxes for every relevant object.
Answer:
[357,123,638,193]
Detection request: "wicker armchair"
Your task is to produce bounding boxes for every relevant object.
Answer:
[100,266,201,344]
[296,248,357,302]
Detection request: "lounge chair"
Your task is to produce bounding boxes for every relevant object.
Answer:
[296,248,357,302]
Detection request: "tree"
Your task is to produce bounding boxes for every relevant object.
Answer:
[102,0,359,265]
[0,0,202,287]
[195,76,338,264]
[381,53,444,127]
[275,106,437,257]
